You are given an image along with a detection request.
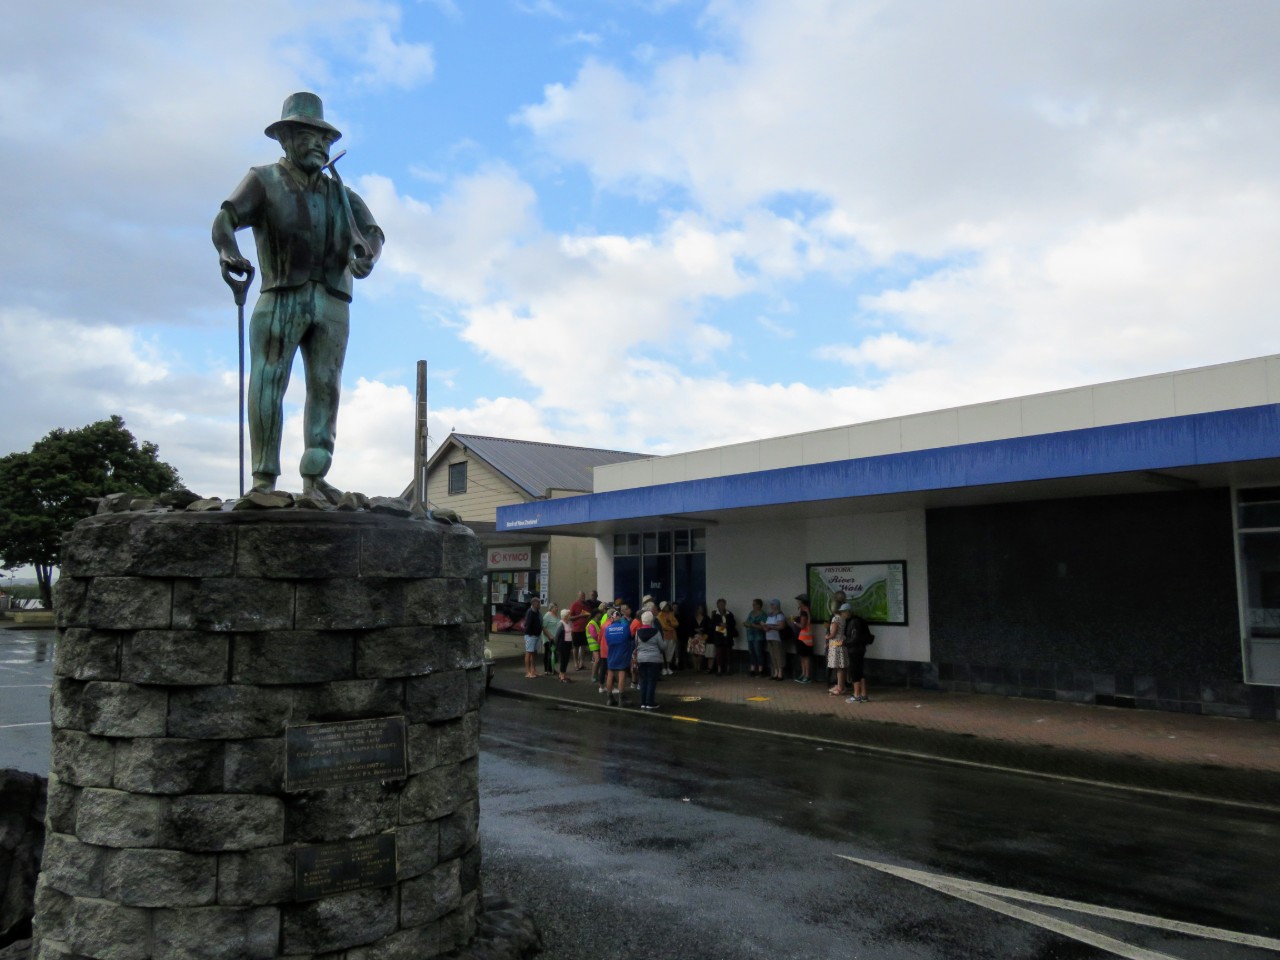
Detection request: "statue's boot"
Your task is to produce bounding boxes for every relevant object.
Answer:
[302,475,343,505]
[299,448,341,505]
[251,473,277,494]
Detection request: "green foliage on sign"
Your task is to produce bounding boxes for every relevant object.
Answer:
[849,579,889,621]
[808,570,838,622]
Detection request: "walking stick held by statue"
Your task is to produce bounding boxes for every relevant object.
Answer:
[220,260,255,498]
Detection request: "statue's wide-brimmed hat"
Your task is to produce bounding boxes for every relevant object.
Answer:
[265,92,342,142]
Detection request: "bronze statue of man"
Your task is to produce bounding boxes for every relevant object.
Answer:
[212,92,384,502]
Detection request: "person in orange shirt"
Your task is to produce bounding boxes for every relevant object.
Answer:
[657,601,679,675]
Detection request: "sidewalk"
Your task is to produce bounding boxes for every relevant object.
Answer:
[484,635,1280,810]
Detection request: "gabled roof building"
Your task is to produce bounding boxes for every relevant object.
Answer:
[407,433,646,632]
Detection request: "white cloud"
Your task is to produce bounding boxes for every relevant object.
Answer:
[0,2,435,328]
[282,378,415,497]
[420,0,461,20]
[862,187,1280,390]
[0,307,428,502]
[515,0,568,20]
[355,18,435,89]
[518,1,1280,259]
[756,316,795,339]
[360,168,539,303]
[7,0,1280,490]
[369,0,1280,455]
[496,0,1280,449]
[828,333,925,372]
[429,396,551,445]
[368,164,776,387]
[0,308,240,497]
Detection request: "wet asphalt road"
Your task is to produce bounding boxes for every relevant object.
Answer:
[0,628,54,774]
[478,695,1280,960]
[4,633,1276,958]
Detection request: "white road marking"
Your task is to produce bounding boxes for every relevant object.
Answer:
[889,877,1181,960]
[0,721,51,729]
[840,855,1280,956]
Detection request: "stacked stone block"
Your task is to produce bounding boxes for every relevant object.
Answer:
[32,511,486,959]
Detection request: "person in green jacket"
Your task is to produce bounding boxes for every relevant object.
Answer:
[587,609,606,691]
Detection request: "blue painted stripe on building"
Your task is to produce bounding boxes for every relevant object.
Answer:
[497,404,1280,531]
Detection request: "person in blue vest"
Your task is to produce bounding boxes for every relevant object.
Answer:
[603,607,635,707]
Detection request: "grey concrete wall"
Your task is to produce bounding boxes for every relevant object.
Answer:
[33,510,486,959]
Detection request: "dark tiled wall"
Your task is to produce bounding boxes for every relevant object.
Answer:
[918,489,1276,720]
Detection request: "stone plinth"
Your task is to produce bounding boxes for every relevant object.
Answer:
[32,510,486,960]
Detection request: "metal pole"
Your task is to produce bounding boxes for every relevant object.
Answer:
[221,262,255,498]
[414,360,428,506]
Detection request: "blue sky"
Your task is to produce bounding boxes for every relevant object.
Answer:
[2,0,1279,502]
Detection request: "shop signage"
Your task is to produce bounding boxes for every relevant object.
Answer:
[487,548,533,570]
[807,561,908,625]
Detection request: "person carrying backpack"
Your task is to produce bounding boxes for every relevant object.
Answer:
[843,604,875,703]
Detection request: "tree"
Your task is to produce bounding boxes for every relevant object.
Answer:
[0,416,181,608]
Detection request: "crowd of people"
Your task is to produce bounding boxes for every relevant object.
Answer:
[517,589,875,710]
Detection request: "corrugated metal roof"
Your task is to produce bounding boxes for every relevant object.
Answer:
[442,433,648,498]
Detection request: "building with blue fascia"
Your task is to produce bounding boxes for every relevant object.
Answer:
[496,355,1280,720]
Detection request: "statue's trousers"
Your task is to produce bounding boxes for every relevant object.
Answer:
[247,280,349,481]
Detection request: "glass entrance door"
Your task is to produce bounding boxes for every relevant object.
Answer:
[1234,487,1280,684]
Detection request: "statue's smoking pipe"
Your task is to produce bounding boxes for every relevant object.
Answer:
[322,149,370,261]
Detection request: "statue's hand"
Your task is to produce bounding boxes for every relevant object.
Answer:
[350,255,375,280]
[220,254,253,278]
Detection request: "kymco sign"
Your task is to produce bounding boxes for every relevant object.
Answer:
[487,548,533,570]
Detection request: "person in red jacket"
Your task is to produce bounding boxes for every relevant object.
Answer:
[568,591,591,670]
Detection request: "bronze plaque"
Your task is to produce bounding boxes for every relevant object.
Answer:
[295,833,397,901]
[285,716,407,791]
